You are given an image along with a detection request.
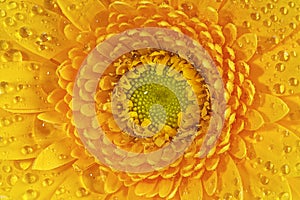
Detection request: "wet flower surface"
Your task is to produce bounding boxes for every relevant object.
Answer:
[0,0,300,199]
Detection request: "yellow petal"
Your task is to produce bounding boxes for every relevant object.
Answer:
[215,155,243,199]
[104,171,122,194]
[0,61,56,113]
[57,0,106,31]
[288,178,300,200]
[9,164,73,200]
[280,95,300,121]
[244,109,264,131]
[32,138,76,170]
[37,111,67,124]
[254,93,289,123]
[219,0,300,52]
[237,161,292,200]
[0,1,73,59]
[135,179,158,197]
[229,135,247,159]
[179,177,203,200]
[202,170,217,196]
[232,33,257,61]
[251,30,300,96]
[0,110,40,159]
[158,177,174,198]
[82,164,106,194]
[252,123,300,177]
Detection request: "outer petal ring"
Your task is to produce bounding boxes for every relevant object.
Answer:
[72,27,226,173]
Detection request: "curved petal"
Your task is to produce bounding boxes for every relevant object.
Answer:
[32,138,77,170]
[232,33,257,62]
[253,93,289,123]
[244,109,264,131]
[218,0,300,52]
[251,29,300,96]
[179,177,203,200]
[251,123,300,177]
[0,1,73,59]
[280,95,300,121]
[215,155,243,199]
[57,0,107,31]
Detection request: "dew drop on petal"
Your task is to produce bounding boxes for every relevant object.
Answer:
[280,164,290,175]
[42,178,54,187]
[250,12,261,21]
[22,173,38,184]
[22,189,39,200]
[279,192,290,200]
[260,175,269,185]
[265,161,274,170]
[275,63,285,72]
[273,83,285,94]
[75,187,90,198]
[7,174,18,186]
[4,17,16,26]
[289,77,299,86]
[280,7,288,15]
[7,1,17,10]
[19,27,33,38]
[2,165,12,173]
[21,146,34,155]
[278,51,290,61]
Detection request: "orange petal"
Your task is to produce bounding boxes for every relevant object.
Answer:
[104,171,122,194]
[251,29,300,96]
[229,135,247,159]
[253,93,289,123]
[32,138,77,170]
[215,155,243,199]
[219,0,300,52]
[57,0,106,31]
[202,170,217,196]
[179,177,203,200]
[232,33,257,62]
[244,109,264,131]
[0,1,73,59]
[252,123,300,177]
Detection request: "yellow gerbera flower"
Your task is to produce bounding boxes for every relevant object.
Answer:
[1,0,300,199]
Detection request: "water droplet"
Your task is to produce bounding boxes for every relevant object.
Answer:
[55,186,66,195]
[0,9,6,17]
[267,3,274,9]
[279,192,290,200]
[283,146,292,153]
[265,161,274,170]
[31,5,45,15]
[21,146,34,154]
[243,21,251,28]
[58,154,68,159]
[22,173,38,184]
[281,164,290,175]
[14,115,24,122]
[4,17,16,26]
[260,175,269,185]
[280,7,288,15]
[7,174,18,186]
[13,96,23,103]
[15,12,25,21]
[263,20,272,27]
[11,50,23,61]
[270,15,278,22]
[289,22,297,29]
[67,4,76,11]
[0,40,9,50]
[251,12,261,20]
[288,1,295,7]
[22,189,39,200]
[261,7,268,14]
[275,63,285,72]
[2,165,12,173]
[7,1,17,9]
[75,187,89,197]
[19,27,33,38]
[278,50,290,61]
[273,83,285,94]
[42,178,54,187]
[289,77,299,86]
